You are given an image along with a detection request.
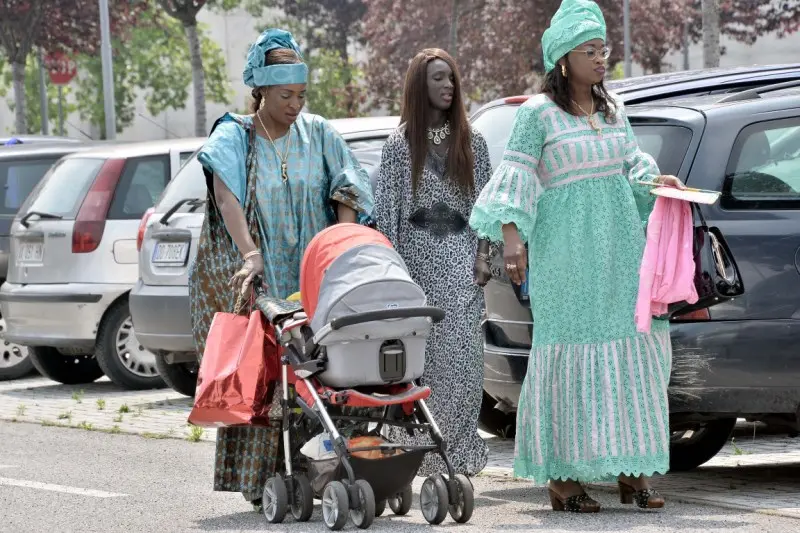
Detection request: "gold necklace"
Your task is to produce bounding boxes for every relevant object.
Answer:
[572,98,601,134]
[256,111,293,183]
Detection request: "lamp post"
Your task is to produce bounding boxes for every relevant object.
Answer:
[98,0,116,139]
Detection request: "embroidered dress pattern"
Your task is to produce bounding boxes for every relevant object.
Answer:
[470,93,672,483]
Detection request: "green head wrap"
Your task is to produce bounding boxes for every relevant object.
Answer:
[542,0,607,73]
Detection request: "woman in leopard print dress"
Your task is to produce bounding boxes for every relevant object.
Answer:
[373,48,492,477]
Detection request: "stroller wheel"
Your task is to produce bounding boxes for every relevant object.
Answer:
[322,481,349,531]
[290,474,314,522]
[262,475,289,524]
[388,484,413,516]
[350,479,376,529]
[420,475,449,525]
[448,474,475,523]
[375,498,387,517]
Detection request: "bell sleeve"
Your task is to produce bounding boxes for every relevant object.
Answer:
[373,133,405,246]
[196,114,248,205]
[319,118,375,224]
[619,101,662,225]
[469,104,545,244]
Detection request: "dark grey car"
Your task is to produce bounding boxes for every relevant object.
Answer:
[475,81,800,471]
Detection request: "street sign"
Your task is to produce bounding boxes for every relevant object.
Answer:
[44,52,77,86]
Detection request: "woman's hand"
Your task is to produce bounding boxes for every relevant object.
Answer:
[502,224,527,286]
[654,175,686,189]
[473,257,491,287]
[230,253,265,295]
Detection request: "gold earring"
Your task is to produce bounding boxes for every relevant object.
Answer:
[561,64,567,77]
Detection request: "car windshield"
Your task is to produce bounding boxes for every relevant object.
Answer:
[0,157,60,215]
[18,157,106,219]
[471,103,692,175]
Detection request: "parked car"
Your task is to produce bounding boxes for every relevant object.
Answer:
[473,80,800,471]
[130,116,399,396]
[0,138,204,389]
[0,142,97,381]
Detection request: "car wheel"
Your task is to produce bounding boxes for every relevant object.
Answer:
[27,346,104,385]
[95,299,165,390]
[153,354,198,397]
[0,317,34,381]
[669,418,737,471]
[478,392,516,439]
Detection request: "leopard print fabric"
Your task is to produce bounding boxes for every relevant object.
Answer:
[373,127,492,477]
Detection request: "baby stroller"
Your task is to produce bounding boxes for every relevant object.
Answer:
[257,223,475,530]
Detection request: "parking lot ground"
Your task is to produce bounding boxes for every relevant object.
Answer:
[3,421,800,533]
[1,375,799,522]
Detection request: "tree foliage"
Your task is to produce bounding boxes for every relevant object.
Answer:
[73,3,231,138]
[305,49,367,118]
[362,0,625,112]
[0,56,77,134]
[0,0,147,133]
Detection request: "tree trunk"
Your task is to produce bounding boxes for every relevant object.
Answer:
[184,21,207,137]
[12,60,27,134]
[702,0,720,68]
[449,0,460,58]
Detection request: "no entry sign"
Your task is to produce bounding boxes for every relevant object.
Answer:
[44,52,77,85]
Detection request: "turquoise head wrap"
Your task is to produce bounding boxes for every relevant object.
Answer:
[541,0,607,73]
[243,28,308,87]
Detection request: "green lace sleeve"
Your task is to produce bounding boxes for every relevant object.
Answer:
[469,103,546,244]
[619,100,661,226]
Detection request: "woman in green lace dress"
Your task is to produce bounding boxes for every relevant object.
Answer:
[469,0,684,513]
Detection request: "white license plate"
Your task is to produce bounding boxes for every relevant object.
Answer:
[18,242,43,263]
[152,242,189,264]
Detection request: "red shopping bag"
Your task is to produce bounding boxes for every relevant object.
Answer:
[188,308,281,428]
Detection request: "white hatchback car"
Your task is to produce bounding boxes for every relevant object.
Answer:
[0,138,203,389]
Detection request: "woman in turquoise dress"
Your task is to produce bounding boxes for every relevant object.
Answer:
[188,28,373,509]
[469,0,684,513]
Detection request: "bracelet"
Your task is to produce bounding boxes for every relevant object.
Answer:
[243,250,260,260]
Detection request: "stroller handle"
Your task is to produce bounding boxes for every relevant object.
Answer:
[329,306,445,331]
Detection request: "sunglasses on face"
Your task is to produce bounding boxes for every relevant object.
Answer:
[571,46,612,60]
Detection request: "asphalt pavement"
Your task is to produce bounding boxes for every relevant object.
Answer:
[1,421,798,533]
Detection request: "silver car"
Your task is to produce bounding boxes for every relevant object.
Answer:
[130,116,399,395]
[0,138,203,389]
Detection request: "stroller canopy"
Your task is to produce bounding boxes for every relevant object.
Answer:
[300,223,426,332]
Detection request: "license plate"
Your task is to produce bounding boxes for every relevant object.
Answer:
[18,242,43,263]
[152,242,189,265]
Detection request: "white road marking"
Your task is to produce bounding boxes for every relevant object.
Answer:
[0,477,127,498]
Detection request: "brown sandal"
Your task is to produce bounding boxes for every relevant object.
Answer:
[548,488,601,513]
[618,481,665,509]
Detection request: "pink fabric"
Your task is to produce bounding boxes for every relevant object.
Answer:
[635,196,698,333]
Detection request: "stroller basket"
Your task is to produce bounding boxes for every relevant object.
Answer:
[307,448,426,501]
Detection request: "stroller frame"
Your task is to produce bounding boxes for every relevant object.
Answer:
[263,305,475,530]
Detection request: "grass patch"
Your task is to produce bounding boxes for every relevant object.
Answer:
[118,404,130,414]
[71,389,85,403]
[57,410,72,421]
[96,399,106,410]
[112,414,123,423]
[77,421,93,431]
[186,424,204,442]
[731,438,750,456]
[16,404,26,417]
[142,432,169,440]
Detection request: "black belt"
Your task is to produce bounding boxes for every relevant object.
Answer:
[409,202,467,237]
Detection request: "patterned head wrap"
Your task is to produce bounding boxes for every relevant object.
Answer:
[542,0,607,73]
[243,28,308,88]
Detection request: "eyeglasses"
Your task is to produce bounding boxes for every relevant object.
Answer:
[571,46,612,61]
